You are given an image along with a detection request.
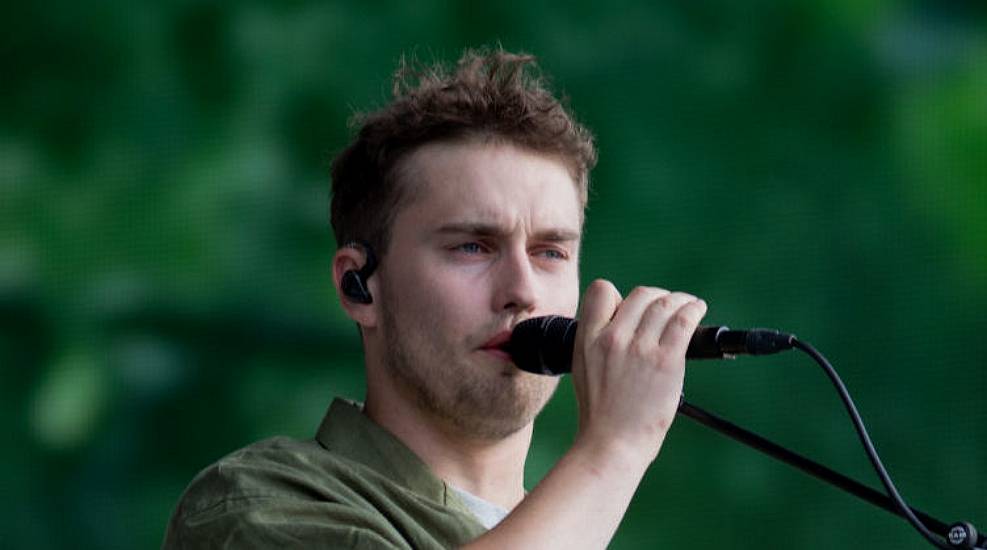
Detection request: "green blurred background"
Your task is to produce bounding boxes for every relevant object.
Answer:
[2,1,985,548]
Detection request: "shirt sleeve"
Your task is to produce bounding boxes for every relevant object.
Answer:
[162,497,410,550]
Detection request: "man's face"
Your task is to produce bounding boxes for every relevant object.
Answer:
[374,140,582,439]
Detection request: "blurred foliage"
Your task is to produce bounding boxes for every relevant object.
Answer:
[1,1,985,548]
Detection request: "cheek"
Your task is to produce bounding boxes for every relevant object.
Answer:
[560,284,581,317]
[389,265,481,326]
[541,268,580,316]
[428,274,488,318]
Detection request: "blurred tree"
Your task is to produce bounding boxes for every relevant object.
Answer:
[1,1,983,548]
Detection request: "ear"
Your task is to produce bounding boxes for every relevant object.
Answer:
[332,246,379,329]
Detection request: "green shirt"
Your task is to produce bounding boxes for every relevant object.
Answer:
[162,399,488,549]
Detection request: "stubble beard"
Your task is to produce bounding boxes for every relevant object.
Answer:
[378,291,559,440]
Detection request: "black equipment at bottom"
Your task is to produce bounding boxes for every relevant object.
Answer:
[680,338,984,549]
[512,320,984,549]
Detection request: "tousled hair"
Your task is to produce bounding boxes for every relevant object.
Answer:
[330,47,597,254]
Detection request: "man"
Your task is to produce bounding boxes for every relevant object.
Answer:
[163,47,706,549]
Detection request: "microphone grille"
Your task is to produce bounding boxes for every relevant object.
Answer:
[509,316,577,375]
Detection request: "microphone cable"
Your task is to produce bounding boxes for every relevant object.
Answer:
[510,318,983,546]
[788,336,982,549]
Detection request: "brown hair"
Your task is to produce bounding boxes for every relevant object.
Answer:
[329,47,597,254]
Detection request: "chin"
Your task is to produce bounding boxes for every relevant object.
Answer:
[462,412,536,441]
[449,380,556,440]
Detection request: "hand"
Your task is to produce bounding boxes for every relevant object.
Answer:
[571,280,707,466]
[460,280,706,550]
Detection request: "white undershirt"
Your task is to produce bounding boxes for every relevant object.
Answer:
[449,484,510,529]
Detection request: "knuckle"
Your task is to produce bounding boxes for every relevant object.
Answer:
[643,299,665,318]
[630,337,654,359]
[654,346,674,364]
[673,310,694,329]
[596,328,625,354]
[627,286,651,301]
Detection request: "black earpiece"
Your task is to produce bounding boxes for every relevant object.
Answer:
[340,241,377,304]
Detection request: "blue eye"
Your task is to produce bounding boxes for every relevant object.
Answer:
[456,242,484,254]
[537,248,567,260]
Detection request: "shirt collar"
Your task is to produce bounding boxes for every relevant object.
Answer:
[314,398,450,504]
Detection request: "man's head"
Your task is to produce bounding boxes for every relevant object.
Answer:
[329,47,596,257]
[330,48,596,439]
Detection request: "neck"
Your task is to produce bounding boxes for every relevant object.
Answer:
[363,369,531,510]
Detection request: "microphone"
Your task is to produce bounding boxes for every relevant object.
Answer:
[509,316,795,375]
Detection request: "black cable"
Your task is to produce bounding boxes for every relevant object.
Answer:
[790,337,966,549]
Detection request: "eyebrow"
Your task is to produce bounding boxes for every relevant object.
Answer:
[435,222,581,243]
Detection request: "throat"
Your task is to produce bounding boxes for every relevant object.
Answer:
[364,390,530,509]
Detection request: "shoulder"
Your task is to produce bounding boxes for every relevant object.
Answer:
[176,436,331,509]
[162,437,405,549]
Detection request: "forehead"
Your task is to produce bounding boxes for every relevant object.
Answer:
[393,140,584,232]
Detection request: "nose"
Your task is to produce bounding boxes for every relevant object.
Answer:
[492,246,537,314]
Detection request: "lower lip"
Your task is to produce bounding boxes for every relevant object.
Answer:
[481,348,513,362]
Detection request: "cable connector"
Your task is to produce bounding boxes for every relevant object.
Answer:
[947,522,979,548]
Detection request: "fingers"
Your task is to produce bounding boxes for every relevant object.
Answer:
[657,298,707,352]
[571,282,708,463]
[581,282,707,362]
[634,292,703,354]
[577,279,623,344]
[606,287,670,344]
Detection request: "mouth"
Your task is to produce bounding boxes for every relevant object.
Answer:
[479,331,514,363]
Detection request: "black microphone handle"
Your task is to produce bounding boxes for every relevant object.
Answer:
[509,316,793,375]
